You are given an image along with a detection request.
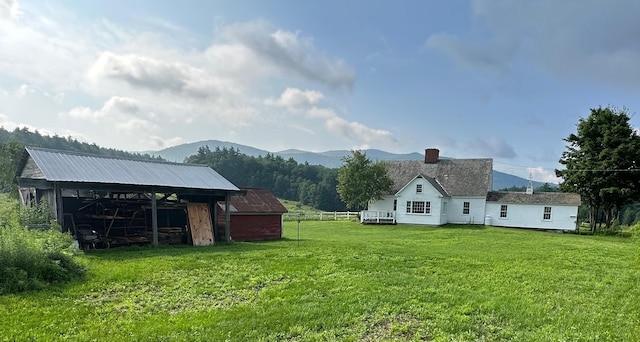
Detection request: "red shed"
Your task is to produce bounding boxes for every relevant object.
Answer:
[216,188,288,241]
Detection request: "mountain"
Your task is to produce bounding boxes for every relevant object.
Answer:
[145,140,270,162]
[146,140,552,190]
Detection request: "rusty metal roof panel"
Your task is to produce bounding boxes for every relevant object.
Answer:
[228,188,288,213]
[23,147,240,191]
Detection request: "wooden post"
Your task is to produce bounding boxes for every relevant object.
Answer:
[212,197,218,242]
[54,183,64,230]
[224,192,231,242]
[151,190,158,246]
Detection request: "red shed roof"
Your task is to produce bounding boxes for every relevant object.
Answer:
[219,188,288,214]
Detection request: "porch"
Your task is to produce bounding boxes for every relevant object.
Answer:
[360,210,396,224]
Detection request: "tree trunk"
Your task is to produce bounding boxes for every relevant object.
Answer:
[589,206,598,233]
[604,207,613,230]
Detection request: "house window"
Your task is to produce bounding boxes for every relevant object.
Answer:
[463,202,470,215]
[543,206,552,220]
[406,201,431,214]
[393,199,397,211]
[416,184,423,193]
[442,202,447,215]
[412,201,425,213]
[500,205,508,218]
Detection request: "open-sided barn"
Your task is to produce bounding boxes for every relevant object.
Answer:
[216,188,287,241]
[15,147,243,247]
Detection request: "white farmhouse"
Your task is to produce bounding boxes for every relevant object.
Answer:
[361,149,581,231]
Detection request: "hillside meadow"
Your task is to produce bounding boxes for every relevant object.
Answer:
[1,221,639,341]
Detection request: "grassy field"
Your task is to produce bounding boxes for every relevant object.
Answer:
[1,222,639,341]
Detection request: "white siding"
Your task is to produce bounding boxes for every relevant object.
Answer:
[485,202,578,230]
[447,197,486,224]
[394,177,447,225]
[368,195,396,212]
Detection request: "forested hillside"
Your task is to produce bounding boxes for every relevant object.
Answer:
[0,127,161,193]
[0,127,162,159]
[186,146,346,211]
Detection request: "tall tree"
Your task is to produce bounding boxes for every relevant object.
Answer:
[556,106,640,232]
[0,140,25,196]
[337,150,393,211]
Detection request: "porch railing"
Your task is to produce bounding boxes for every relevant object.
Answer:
[360,210,396,224]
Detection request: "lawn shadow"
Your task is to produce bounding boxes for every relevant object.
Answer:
[441,224,487,230]
[83,239,287,261]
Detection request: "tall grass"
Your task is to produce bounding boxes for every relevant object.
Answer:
[0,195,85,294]
[1,221,638,341]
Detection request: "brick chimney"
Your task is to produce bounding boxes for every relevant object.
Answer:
[424,148,439,164]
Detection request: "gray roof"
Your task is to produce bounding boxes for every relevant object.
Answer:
[397,174,449,197]
[384,159,493,197]
[18,147,240,191]
[486,191,581,205]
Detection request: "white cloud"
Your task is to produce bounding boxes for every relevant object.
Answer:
[265,88,324,111]
[527,166,560,184]
[0,113,53,135]
[88,51,237,99]
[0,0,21,20]
[218,21,355,89]
[0,3,364,153]
[265,87,397,146]
[14,83,36,97]
[307,107,397,145]
[66,96,154,130]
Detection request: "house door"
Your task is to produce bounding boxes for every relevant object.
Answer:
[187,203,214,246]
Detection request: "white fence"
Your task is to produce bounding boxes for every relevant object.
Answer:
[283,211,360,222]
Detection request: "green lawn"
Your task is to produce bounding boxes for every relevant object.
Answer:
[1,222,639,341]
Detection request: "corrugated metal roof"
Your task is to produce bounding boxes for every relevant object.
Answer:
[21,147,240,191]
[486,191,581,205]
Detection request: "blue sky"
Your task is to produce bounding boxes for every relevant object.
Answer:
[1,0,640,183]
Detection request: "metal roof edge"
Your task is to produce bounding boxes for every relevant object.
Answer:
[24,146,212,168]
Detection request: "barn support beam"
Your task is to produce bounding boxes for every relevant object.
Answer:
[224,193,231,242]
[210,197,217,242]
[54,182,64,229]
[151,190,158,246]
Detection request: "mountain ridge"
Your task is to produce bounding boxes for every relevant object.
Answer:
[145,139,552,190]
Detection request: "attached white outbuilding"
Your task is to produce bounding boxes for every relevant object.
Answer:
[485,190,581,230]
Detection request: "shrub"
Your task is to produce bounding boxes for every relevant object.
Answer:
[0,197,85,294]
[18,198,55,229]
[630,222,640,237]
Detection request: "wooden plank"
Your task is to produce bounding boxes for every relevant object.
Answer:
[152,191,158,246]
[187,203,214,246]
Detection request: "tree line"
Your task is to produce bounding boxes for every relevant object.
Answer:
[185,146,346,211]
[0,127,161,193]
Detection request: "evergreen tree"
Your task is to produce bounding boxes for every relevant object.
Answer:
[556,106,640,232]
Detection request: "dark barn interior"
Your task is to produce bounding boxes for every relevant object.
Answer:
[16,147,243,248]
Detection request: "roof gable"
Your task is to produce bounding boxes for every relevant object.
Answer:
[17,147,239,191]
[384,159,492,197]
[486,191,581,206]
[395,174,449,197]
